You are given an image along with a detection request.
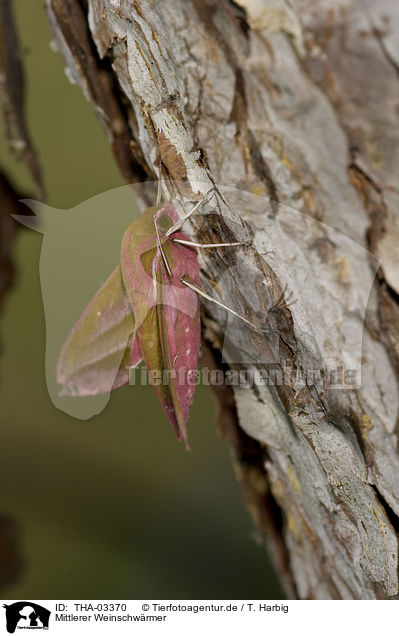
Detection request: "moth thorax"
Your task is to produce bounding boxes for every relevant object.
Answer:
[157,213,174,234]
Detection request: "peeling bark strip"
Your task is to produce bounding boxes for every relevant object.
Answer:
[47,0,399,598]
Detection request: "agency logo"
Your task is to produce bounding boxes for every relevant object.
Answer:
[2,603,50,633]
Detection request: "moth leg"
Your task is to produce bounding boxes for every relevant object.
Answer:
[273,284,297,309]
[259,249,275,257]
[283,288,296,308]
[172,238,251,249]
[181,277,264,332]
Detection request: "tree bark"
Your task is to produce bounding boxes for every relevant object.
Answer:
[46,0,399,599]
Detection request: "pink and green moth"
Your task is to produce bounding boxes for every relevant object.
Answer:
[57,190,254,449]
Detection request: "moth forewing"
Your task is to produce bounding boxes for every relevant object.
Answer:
[56,265,141,396]
[156,232,201,448]
[120,202,201,447]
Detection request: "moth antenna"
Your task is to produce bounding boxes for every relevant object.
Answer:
[208,185,229,216]
[181,277,265,333]
[165,186,220,237]
[202,184,228,208]
[165,193,209,237]
[166,184,235,238]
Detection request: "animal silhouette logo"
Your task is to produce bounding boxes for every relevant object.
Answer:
[2,602,50,633]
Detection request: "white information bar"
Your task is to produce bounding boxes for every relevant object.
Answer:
[0,599,393,635]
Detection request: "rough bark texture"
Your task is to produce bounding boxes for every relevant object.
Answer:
[46,0,399,599]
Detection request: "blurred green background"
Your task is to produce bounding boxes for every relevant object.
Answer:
[0,0,282,599]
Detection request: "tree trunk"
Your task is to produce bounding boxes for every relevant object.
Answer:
[45,0,399,599]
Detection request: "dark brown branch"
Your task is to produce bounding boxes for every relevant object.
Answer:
[0,0,44,198]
